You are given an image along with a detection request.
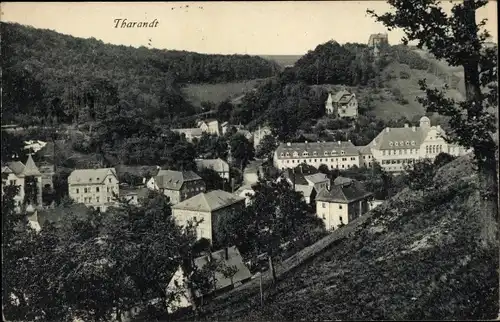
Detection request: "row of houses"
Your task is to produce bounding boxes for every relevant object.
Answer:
[172,118,272,149]
[273,116,470,173]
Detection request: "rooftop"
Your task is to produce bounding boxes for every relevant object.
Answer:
[172,190,244,212]
[316,181,372,203]
[195,158,230,173]
[155,170,202,190]
[276,141,359,158]
[68,168,118,185]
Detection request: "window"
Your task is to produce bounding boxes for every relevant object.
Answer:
[331,150,337,154]
[314,159,317,162]
[339,216,343,222]
[76,188,80,194]
[293,152,298,157]
[108,178,112,183]
[383,150,386,156]
[320,159,323,162]
[107,197,110,202]
[406,141,409,145]
[341,151,345,155]
[313,151,317,156]
[342,157,347,161]
[96,187,100,193]
[400,141,404,146]
[339,205,343,209]
[395,142,398,146]
[89,178,92,182]
[322,214,326,219]
[389,142,393,146]
[398,150,402,155]
[351,157,355,160]
[411,141,415,145]
[84,188,88,193]
[363,156,366,159]
[96,197,100,203]
[280,153,284,157]
[193,216,197,222]
[286,152,290,157]
[322,202,326,208]
[324,151,329,156]
[341,164,345,168]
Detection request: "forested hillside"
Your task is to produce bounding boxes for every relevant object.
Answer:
[1,22,280,125]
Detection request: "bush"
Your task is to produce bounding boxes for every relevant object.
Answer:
[403,159,436,191]
[399,71,410,79]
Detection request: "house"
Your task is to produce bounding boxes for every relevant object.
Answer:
[281,169,328,204]
[146,170,205,205]
[167,246,252,313]
[243,160,265,185]
[316,180,373,230]
[67,168,119,212]
[171,128,203,143]
[172,190,245,242]
[1,154,43,211]
[356,145,374,167]
[325,88,358,118]
[195,158,230,181]
[367,116,471,173]
[273,140,361,171]
[198,119,221,136]
[252,125,273,150]
[234,184,255,206]
[221,121,230,135]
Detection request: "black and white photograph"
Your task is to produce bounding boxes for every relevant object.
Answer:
[1,1,499,321]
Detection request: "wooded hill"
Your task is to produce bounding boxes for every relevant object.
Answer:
[1,22,280,125]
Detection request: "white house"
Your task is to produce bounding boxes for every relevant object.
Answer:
[167,246,252,313]
[68,168,119,212]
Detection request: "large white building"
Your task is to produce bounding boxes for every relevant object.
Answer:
[273,116,470,174]
[367,116,470,173]
[273,140,361,171]
[68,168,119,212]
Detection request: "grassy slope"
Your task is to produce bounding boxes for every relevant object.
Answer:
[196,154,499,321]
[181,79,266,108]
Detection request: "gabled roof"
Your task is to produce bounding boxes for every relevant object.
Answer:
[282,169,311,186]
[172,190,244,212]
[195,158,230,173]
[182,246,252,297]
[356,145,372,154]
[276,141,360,158]
[369,125,430,150]
[68,168,118,185]
[155,170,202,190]
[332,89,355,104]
[295,184,315,198]
[304,173,329,184]
[4,161,25,176]
[316,181,372,203]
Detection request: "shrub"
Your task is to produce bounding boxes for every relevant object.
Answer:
[399,70,410,79]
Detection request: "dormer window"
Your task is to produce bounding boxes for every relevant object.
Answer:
[324,151,329,156]
[280,153,284,157]
[313,151,317,156]
[341,151,345,155]
[302,151,309,157]
[89,178,93,182]
[400,141,404,146]
[285,152,290,157]
[331,150,337,154]
[411,141,415,145]
[395,142,399,146]
[405,141,409,146]
[293,152,299,157]
[389,142,394,146]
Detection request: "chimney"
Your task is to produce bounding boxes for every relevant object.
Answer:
[385,127,390,133]
[224,247,229,260]
[412,126,416,132]
[404,123,409,128]
[287,142,291,146]
[338,141,341,145]
[305,141,308,144]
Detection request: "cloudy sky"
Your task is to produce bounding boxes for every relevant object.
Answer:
[2,1,497,55]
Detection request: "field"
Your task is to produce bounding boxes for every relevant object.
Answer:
[181,79,267,108]
[194,154,499,321]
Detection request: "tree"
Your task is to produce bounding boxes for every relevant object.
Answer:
[403,159,437,192]
[23,176,39,206]
[434,152,457,168]
[198,168,225,191]
[368,0,498,248]
[255,134,277,160]
[229,133,255,169]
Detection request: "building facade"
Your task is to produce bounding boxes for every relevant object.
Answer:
[316,181,373,230]
[172,190,245,242]
[146,170,206,205]
[367,116,471,173]
[1,154,44,211]
[171,128,203,143]
[195,158,230,181]
[325,89,358,118]
[198,119,221,136]
[68,168,119,212]
[274,141,361,171]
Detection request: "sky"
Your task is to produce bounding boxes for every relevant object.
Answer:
[1,1,498,55]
